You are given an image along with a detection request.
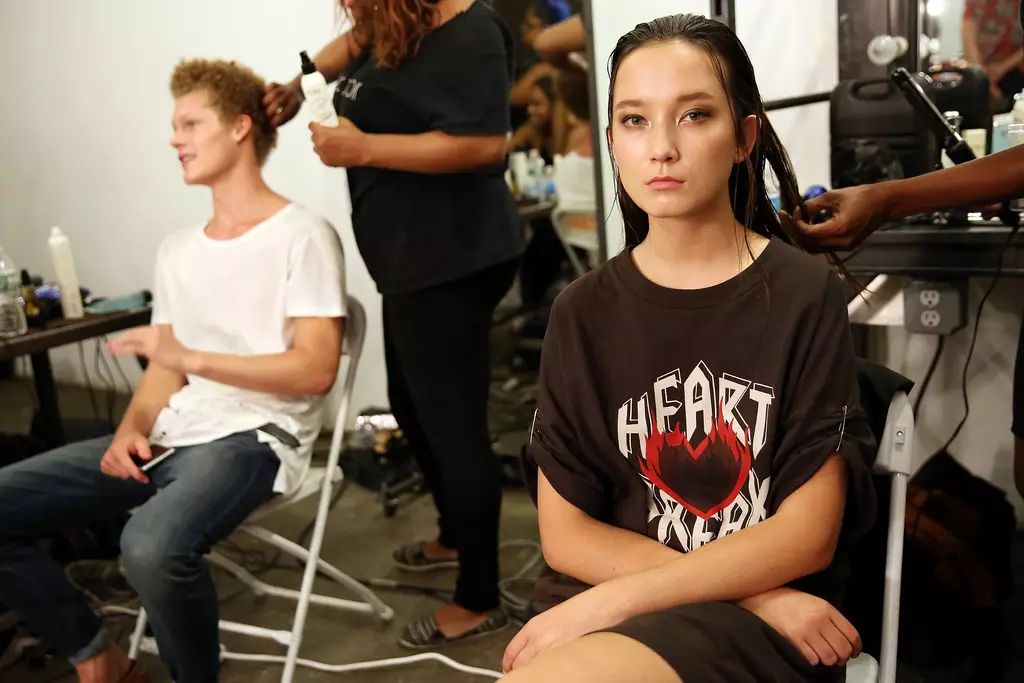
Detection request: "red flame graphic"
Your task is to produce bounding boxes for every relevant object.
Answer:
[639,398,752,520]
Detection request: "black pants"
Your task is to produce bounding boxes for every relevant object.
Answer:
[382,258,519,612]
[519,217,568,309]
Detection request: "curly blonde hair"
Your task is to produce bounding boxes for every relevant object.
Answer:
[170,58,277,166]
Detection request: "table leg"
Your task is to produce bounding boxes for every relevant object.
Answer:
[30,351,65,449]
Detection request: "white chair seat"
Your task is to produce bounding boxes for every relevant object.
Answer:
[845,653,879,682]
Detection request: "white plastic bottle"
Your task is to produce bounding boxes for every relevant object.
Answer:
[299,51,338,127]
[48,226,84,319]
[0,243,28,337]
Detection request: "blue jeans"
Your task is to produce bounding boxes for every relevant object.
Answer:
[0,431,279,683]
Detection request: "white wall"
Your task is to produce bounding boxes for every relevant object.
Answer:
[588,0,710,257]
[873,283,1024,521]
[736,1,837,197]
[0,0,388,426]
[931,0,966,61]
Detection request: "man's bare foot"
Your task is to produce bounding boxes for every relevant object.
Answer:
[435,603,493,639]
[421,539,458,562]
[75,641,132,683]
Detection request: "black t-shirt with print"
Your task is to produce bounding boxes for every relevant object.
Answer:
[333,1,525,295]
[525,240,877,610]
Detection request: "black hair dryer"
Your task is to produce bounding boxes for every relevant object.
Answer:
[890,67,1019,227]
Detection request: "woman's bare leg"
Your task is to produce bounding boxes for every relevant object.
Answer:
[502,633,682,683]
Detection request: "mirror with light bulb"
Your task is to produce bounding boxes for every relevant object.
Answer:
[836,0,1024,174]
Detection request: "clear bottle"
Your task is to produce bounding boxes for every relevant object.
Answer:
[0,244,28,337]
[526,149,544,200]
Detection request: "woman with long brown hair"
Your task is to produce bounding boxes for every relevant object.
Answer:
[264,0,522,648]
[501,13,876,683]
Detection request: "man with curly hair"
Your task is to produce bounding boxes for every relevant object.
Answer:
[0,58,347,683]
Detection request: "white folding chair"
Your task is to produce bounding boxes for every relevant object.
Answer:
[551,206,600,278]
[845,381,914,683]
[125,295,394,683]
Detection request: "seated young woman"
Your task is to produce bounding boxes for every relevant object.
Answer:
[502,13,877,683]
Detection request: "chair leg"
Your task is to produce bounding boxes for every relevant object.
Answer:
[239,524,394,622]
[205,551,269,597]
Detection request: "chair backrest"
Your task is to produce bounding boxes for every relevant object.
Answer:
[847,358,915,683]
[328,295,366,440]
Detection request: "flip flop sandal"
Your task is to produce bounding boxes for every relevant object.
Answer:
[392,541,459,572]
[398,610,509,650]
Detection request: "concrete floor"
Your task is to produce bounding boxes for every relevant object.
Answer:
[0,377,540,683]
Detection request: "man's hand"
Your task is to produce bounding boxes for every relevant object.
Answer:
[310,118,370,168]
[782,185,888,252]
[502,587,620,673]
[100,430,152,483]
[264,81,303,128]
[107,326,196,375]
[739,587,861,666]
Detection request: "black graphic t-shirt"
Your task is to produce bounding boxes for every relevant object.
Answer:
[333,1,525,295]
[525,240,877,610]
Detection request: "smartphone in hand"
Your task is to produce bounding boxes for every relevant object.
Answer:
[133,445,177,473]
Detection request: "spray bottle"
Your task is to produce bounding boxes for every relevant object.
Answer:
[48,226,84,319]
[300,51,339,127]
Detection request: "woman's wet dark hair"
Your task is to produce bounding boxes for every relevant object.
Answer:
[606,14,849,277]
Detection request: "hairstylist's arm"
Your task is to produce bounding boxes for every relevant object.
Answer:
[511,61,557,108]
[264,31,365,128]
[533,14,586,62]
[310,118,507,173]
[789,145,1024,251]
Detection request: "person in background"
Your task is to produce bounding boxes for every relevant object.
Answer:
[556,62,592,158]
[511,0,573,130]
[502,13,875,683]
[263,0,522,648]
[509,75,559,161]
[962,0,1024,102]
[0,58,347,683]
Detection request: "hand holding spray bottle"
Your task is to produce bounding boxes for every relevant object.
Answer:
[299,51,338,127]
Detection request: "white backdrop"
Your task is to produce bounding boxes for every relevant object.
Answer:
[0,0,388,426]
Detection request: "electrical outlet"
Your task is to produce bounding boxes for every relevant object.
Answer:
[920,310,941,329]
[903,280,966,335]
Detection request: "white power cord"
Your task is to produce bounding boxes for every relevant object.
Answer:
[101,608,505,679]
[98,537,546,682]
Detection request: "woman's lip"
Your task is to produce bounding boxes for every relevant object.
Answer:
[647,179,684,189]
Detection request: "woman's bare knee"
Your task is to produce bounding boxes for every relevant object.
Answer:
[502,632,681,683]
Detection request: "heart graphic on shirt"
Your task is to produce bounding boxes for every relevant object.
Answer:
[639,400,752,520]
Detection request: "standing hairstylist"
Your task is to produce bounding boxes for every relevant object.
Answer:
[264,0,524,648]
[787,0,1024,499]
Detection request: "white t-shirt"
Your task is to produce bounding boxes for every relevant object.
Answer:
[148,203,347,494]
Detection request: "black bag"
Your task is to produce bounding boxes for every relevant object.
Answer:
[899,449,1016,681]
